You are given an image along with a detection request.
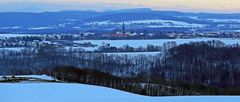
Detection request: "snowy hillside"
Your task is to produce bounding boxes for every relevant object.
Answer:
[1,82,240,102]
[1,9,240,32]
[74,38,240,48]
[85,19,206,28]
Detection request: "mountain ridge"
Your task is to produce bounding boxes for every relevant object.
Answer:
[0,8,240,33]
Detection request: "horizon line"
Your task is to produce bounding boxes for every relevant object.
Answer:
[0,8,240,14]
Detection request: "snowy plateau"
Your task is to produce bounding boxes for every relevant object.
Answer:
[0,75,239,102]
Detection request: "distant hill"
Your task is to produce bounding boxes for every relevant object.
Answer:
[0,8,240,33]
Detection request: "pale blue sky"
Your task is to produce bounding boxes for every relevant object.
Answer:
[0,0,240,13]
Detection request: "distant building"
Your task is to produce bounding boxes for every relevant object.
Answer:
[111,22,129,37]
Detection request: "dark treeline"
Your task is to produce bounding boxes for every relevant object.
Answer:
[49,66,240,96]
[95,44,161,53]
[50,66,146,95]
[151,41,240,88]
[49,66,221,96]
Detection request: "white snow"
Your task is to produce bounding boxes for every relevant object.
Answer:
[82,47,98,51]
[0,82,239,102]
[0,34,31,38]
[86,21,114,25]
[125,20,205,28]
[28,27,55,30]
[0,75,55,81]
[0,47,26,51]
[208,19,240,23]
[66,19,77,21]
[234,30,240,32]
[105,52,161,56]
[58,22,72,27]
[64,46,92,51]
[74,38,240,48]
[0,26,22,30]
[86,20,206,28]
[188,16,199,20]
[73,26,81,29]
[17,75,55,80]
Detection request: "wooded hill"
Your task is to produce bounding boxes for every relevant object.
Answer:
[1,41,240,95]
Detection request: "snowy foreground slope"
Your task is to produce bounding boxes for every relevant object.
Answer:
[1,83,240,102]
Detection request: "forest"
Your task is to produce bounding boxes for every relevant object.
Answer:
[1,40,240,95]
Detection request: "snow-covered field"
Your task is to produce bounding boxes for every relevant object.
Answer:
[28,27,55,30]
[0,75,55,81]
[0,47,25,51]
[86,20,206,28]
[15,75,55,80]
[0,82,240,102]
[74,38,240,48]
[207,19,240,23]
[0,34,31,38]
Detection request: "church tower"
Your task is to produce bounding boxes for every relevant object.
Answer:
[122,22,125,34]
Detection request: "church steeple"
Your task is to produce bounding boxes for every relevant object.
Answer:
[122,22,125,34]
